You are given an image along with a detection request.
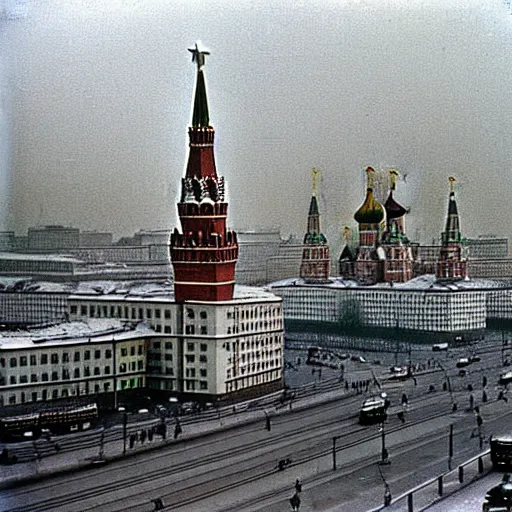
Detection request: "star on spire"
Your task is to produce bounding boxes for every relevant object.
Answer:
[188,40,210,69]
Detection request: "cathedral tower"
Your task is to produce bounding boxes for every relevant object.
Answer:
[436,177,467,281]
[170,42,239,302]
[382,169,413,283]
[353,166,385,284]
[300,168,330,282]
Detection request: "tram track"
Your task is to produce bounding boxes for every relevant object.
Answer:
[2,392,456,512]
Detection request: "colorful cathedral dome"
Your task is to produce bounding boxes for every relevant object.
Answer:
[354,167,385,224]
[384,169,407,220]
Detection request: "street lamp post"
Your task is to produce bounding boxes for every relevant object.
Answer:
[379,422,390,465]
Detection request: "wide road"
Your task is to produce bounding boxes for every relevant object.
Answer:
[1,341,511,512]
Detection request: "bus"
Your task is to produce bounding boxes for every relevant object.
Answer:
[0,404,98,441]
[359,396,388,426]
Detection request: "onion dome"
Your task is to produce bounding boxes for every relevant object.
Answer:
[354,167,385,224]
[384,169,407,220]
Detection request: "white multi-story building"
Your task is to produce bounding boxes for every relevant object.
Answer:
[268,275,502,341]
[67,285,284,398]
[0,320,152,407]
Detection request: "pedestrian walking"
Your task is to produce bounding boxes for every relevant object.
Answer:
[401,393,408,408]
[469,394,474,410]
[295,478,302,493]
[290,492,301,511]
[384,484,392,506]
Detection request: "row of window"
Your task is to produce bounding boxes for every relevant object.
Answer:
[74,304,173,322]
[4,345,144,369]
[5,360,145,385]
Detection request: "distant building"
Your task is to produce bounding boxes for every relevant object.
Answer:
[236,230,282,285]
[466,236,508,260]
[79,231,113,248]
[28,225,80,251]
[0,232,15,252]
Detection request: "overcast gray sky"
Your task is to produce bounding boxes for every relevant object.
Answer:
[2,0,512,250]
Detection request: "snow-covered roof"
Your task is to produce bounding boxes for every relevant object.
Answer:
[0,319,156,350]
[0,252,83,263]
[268,274,511,292]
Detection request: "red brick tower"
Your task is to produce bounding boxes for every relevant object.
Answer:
[170,42,238,302]
[300,168,330,282]
[436,177,467,281]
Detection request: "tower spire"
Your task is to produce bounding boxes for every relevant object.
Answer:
[188,41,211,127]
[170,43,239,302]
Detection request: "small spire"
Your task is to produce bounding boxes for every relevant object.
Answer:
[389,168,399,191]
[449,176,456,194]
[189,41,211,127]
[188,40,210,70]
[365,166,375,190]
[311,168,320,197]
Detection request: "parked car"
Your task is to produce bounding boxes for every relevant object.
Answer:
[432,343,449,352]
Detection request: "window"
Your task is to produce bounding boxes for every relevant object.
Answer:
[200,343,207,352]
[200,326,208,335]
[9,357,16,368]
[30,355,36,366]
[164,326,171,334]
[9,376,16,385]
[200,368,207,377]
[185,325,195,335]
[187,342,195,352]
[52,389,59,399]
[30,374,37,383]
[81,305,87,316]
[165,353,173,361]
[165,342,173,350]
[146,309,152,319]
[84,350,91,361]
[20,356,27,367]
[51,353,59,364]
[185,368,196,378]
[138,345,143,355]
[164,309,171,319]
[155,325,162,332]
[51,371,58,381]
[31,392,38,402]
[62,352,69,363]
[137,360,143,370]
[41,354,48,364]
[105,366,111,374]
[131,361,136,371]
[120,363,127,373]
[74,352,80,362]
[153,342,161,350]
[94,367,100,376]
[186,308,195,319]
[131,346,135,356]
[200,311,207,319]
[200,381,208,390]
[185,354,195,363]
[121,348,128,357]
[155,309,161,319]
[62,369,70,380]
[94,350,101,359]
[42,373,49,382]
[105,349,112,359]
[199,355,207,363]
[84,367,90,377]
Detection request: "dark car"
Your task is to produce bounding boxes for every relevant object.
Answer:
[482,476,512,512]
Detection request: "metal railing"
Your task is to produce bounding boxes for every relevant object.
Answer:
[367,449,492,512]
